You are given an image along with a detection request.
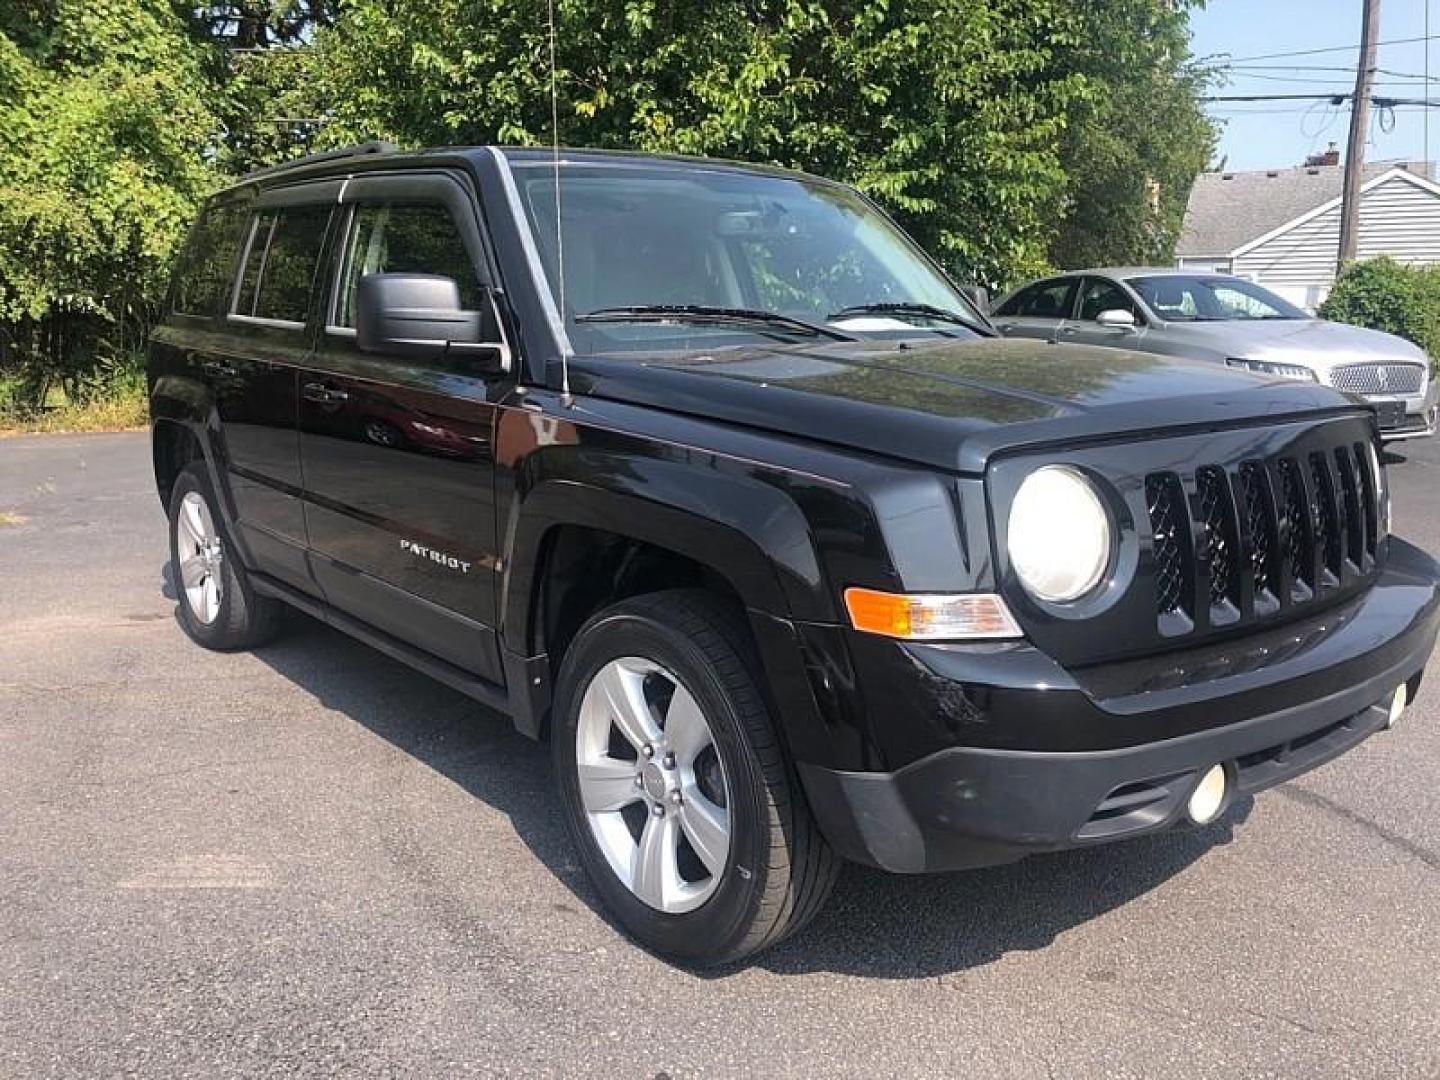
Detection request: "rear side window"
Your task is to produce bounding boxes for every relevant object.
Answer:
[995,279,1076,319]
[332,203,482,328]
[232,205,332,324]
[174,203,247,316]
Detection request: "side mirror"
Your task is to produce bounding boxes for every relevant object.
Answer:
[959,284,990,314]
[1096,308,1137,330]
[355,273,507,370]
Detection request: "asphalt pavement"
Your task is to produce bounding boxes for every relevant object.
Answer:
[2,431,1439,1078]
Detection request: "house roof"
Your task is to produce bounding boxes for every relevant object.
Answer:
[1176,161,1434,257]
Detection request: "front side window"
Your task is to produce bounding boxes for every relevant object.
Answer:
[333,203,483,329]
[1127,275,1307,322]
[1076,278,1139,322]
[513,162,985,352]
[232,205,332,324]
[175,202,247,316]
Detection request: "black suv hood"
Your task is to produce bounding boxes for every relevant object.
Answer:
[564,338,1361,473]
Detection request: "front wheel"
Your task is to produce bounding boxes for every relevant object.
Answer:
[553,590,838,966]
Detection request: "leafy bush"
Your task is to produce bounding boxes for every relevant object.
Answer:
[0,351,147,432]
[1319,257,1440,364]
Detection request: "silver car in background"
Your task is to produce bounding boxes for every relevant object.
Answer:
[991,268,1438,441]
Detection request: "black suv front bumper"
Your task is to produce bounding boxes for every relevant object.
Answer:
[797,538,1439,873]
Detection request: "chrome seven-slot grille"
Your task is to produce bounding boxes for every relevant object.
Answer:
[1145,438,1380,634]
[1331,362,1425,396]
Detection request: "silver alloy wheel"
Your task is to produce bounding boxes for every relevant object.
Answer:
[176,490,224,625]
[575,656,732,914]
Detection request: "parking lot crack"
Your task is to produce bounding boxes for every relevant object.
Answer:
[1278,784,1440,871]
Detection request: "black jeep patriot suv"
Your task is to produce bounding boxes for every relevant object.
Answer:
[150,143,1440,965]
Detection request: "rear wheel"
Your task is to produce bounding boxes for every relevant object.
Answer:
[553,590,838,966]
[168,462,282,651]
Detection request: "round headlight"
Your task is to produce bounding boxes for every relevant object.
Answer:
[1007,466,1112,602]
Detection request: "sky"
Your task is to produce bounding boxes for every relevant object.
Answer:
[1190,0,1438,171]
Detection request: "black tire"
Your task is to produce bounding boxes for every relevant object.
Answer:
[167,462,283,651]
[552,589,839,966]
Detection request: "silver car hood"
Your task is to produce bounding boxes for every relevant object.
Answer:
[1159,317,1429,375]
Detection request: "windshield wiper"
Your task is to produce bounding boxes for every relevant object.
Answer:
[827,302,993,337]
[575,305,857,342]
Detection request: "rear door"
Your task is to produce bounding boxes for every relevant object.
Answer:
[196,186,336,591]
[990,277,1078,342]
[297,171,513,684]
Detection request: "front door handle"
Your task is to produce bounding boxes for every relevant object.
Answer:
[303,382,349,404]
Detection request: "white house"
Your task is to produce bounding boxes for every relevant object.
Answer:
[1175,160,1440,310]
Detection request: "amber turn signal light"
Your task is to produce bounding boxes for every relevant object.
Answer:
[843,587,1022,641]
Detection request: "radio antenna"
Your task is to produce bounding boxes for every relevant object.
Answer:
[547,0,571,403]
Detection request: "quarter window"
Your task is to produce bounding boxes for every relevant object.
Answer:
[175,203,247,316]
[232,205,332,324]
[332,204,482,329]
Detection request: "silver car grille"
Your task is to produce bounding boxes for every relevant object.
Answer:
[1330,362,1425,396]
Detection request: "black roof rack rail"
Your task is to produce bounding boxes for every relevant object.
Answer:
[239,140,399,183]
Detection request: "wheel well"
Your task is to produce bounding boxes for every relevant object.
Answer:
[537,525,748,671]
[152,421,203,507]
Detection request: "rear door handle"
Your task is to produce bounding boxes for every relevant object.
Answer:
[302,382,349,404]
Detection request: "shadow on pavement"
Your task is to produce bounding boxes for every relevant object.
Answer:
[231,597,1249,980]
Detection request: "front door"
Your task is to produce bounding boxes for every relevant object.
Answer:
[297,173,512,684]
[1057,276,1147,350]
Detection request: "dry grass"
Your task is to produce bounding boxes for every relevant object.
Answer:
[0,383,148,437]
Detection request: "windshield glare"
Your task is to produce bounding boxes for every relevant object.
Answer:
[1127,274,1308,322]
[514,162,980,351]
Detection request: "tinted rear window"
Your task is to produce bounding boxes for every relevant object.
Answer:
[232,205,332,324]
[174,203,247,317]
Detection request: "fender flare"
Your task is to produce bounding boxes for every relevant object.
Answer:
[499,452,835,654]
[148,376,251,565]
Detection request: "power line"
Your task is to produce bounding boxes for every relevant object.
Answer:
[1213,33,1438,65]
[1222,64,1439,80]
[1203,92,1440,106]
[1220,72,1439,87]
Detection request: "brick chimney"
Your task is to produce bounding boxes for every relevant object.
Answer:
[1305,142,1341,167]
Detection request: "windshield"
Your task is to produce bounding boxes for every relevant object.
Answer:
[512,161,984,352]
[1127,274,1309,321]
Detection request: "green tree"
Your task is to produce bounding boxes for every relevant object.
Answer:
[1050,0,1216,271]
[301,0,1212,288]
[0,0,219,408]
[304,0,1093,286]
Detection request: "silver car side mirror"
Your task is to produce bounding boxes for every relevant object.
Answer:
[1096,309,1137,330]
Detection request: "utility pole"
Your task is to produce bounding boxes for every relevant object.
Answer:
[1338,0,1382,273]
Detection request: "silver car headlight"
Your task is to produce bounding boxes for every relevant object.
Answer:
[1226,358,1318,381]
[1007,466,1112,602]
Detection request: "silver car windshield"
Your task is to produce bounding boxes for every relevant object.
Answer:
[1128,275,1309,322]
[513,162,984,352]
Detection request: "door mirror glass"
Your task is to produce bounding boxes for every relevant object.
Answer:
[1096,308,1136,330]
[355,273,500,366]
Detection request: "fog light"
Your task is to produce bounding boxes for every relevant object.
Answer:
[1187,764,1228,825]
[1386,683,1408,729]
